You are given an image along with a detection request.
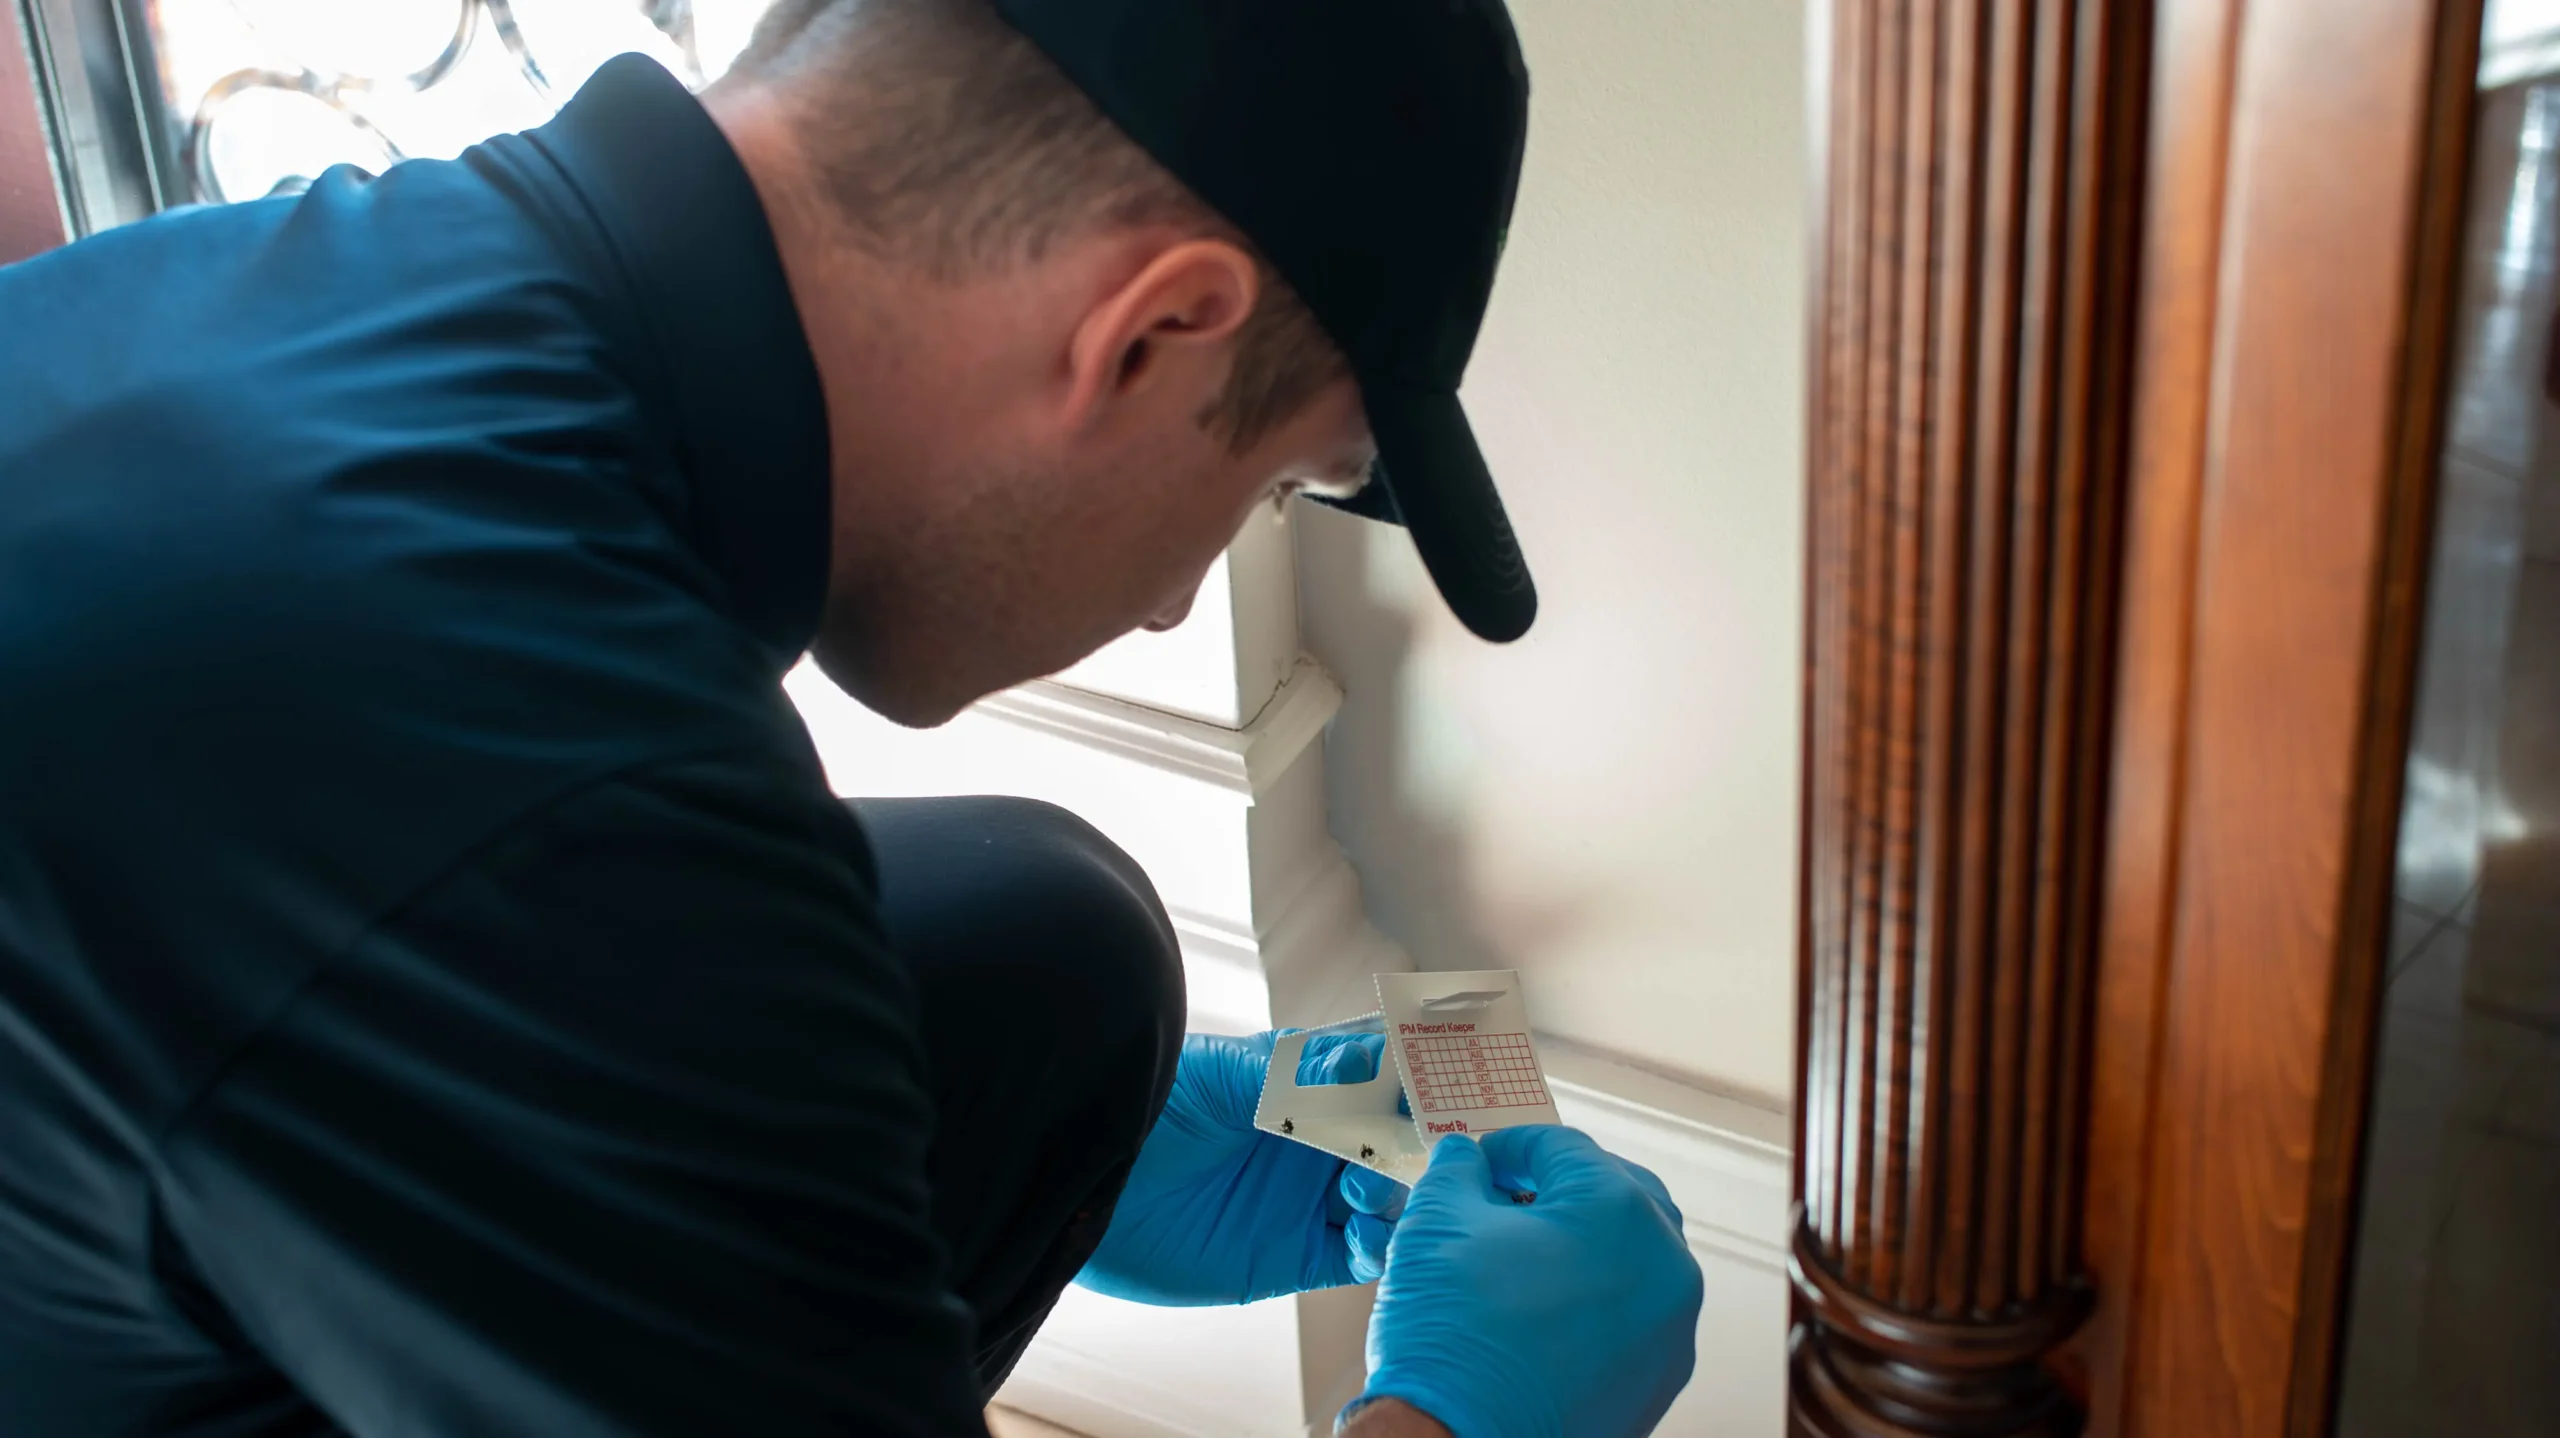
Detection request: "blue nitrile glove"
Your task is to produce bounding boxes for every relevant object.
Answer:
[1354,1127,1703,1438]
[1077,1029,1411,1305]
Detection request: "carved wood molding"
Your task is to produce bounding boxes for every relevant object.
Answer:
[1792,2,2152,1433]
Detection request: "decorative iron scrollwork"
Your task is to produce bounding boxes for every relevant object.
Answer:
[184,0,706,204]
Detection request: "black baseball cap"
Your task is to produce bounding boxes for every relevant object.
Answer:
[990,0,1539,642]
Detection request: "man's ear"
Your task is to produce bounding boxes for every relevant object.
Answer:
[1063,238,1260,432]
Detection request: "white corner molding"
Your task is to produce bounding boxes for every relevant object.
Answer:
[977,657,1343,802]
[789,653,1402,1037]
[1048,505,1303,728]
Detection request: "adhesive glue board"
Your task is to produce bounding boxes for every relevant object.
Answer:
[1254,1011,1428,1184]
[1254,970,1559,1185]
[1374,970,1560,1142]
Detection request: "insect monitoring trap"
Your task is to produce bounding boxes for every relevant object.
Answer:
[1255,970,1561,1185]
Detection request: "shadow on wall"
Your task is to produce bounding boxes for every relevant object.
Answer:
[1292,504,1599,983]
[1289,0,1806,1109]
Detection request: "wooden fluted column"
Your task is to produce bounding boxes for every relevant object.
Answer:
[1791,1,2151,1434]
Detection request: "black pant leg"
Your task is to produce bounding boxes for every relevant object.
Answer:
[846,797,1186,1396]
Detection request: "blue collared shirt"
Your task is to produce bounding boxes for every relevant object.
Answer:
[0,56,981,1435]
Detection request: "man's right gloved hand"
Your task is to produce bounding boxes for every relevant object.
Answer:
[1353,1127,1704,1438]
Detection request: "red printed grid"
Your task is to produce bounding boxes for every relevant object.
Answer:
[1402,1033,1550,1114]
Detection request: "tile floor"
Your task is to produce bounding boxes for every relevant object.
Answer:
[2334,563,2560,1436]
[2333,67,2560,1436]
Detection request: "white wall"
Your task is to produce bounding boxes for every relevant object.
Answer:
[2484,0,2560,86]
[2490,0,2560,47]
[1298,0,1807,1108]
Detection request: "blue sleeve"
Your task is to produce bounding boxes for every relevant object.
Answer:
[151,750,988,1438]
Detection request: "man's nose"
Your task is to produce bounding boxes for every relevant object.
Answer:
[1144,583,1202,633]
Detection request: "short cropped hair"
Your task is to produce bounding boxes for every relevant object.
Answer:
[727,0,1350,449]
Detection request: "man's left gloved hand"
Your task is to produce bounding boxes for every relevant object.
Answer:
[1077,1030,1409,1306]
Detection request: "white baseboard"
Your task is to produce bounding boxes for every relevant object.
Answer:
[1173,860,1416,1035]
[1002,1342,1266,1438]
[1540,1038,1792,1276]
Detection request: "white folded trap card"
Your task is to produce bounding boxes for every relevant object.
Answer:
[1255,969,1561,1186]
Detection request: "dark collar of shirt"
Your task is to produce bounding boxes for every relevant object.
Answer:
[529,54,833,662]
